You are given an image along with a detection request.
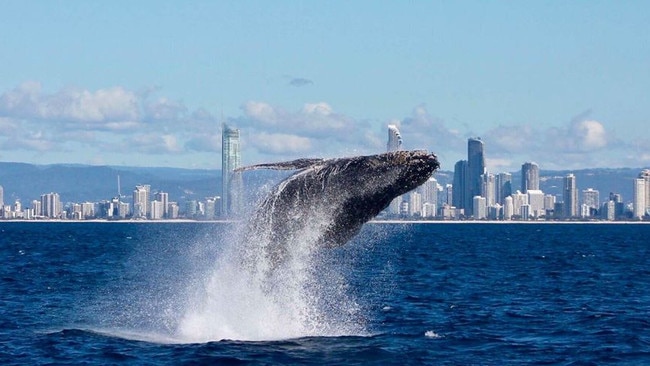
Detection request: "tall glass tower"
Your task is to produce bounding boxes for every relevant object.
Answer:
[452,160,468,211]
[633,177,647,219]
[640,169,650,215]
[387,124,403,152]
[387,124,404,214]
[467,138,485,213]
[496,172,512,205]
[563,173,578,218]
[521,162,540,193]
[222,123,242,217]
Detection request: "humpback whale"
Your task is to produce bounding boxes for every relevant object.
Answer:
[236,150,440,265]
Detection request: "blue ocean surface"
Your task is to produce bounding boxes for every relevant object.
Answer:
[1,222,649,365]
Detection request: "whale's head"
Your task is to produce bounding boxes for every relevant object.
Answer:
[325,150,440,201]
[377,149,440,194]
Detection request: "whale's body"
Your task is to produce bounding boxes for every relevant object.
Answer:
[237,150,440,264]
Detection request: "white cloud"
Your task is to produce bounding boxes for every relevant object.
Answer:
[399,105,463,149]
[575,120,607,150]
[243,101,278,125]
[144,97,187,121]
[129,133,182,154]
[236,101,381,161]
[249,132,313,155]
[0,81,644,170]
[0,82,141,127]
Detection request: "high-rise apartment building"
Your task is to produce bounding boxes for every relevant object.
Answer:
[444,184,453,206]
[387,124,403,152]
[481,172,496,207]
[154,191,169,218]
[132,185,148,218]
[150,200,164,220]
[640,169,650,215]
[40,192,61,218]
[452,160,468,211]
[527,190,545,218]
[467,138,486,214]
[387,124,405,214]
[0,185,4,207]
[633,177,647,219]
[503,196,514,220]
[418,177,438,205]
[563,173,578,218]
[582,188,600,216]
[511,191,528,218]
[409,192,422,216]
[222,123,243,217]
[473,196,487,219]
[544,194,556,214]
[521,162,540,193]
[496,173,512,205]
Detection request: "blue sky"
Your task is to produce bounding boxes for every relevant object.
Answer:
[0,1,648,171]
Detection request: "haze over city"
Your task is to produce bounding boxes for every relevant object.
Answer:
[0,2,648,171]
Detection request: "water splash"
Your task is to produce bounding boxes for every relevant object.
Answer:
[175,216,366,343]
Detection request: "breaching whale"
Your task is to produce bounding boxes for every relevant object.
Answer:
[236,150,440,265]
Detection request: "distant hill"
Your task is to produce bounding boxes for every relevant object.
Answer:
[0,162,217,205]
[0,162,645,207]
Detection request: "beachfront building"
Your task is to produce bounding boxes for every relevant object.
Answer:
[633,177,646,219]
[582,188,600,217]
[154,191,169,218]
[133,185,149,219]
[563,174,578,218]
[467,138,486,215]
[527,190,545,218]
[222,123,242,217]
[41,192,62,218]
[496,172,512,205]
[473,196,487,219]
[387,124,404,215]
[521,162,540,193]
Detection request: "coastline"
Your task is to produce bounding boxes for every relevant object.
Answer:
[0,219,648,224]
[370,220,650,224]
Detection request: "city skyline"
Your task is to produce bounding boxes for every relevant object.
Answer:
[0,2,648,171]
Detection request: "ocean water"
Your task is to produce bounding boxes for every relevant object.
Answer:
[1,221,649,365]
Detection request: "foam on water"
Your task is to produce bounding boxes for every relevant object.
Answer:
[175,213,366,343]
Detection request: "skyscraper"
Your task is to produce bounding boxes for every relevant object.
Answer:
[496,172,512,205]
[473,196,487,219]
[132,185,148,218]
[387,124,403,152]
[467,138,485,214]
[222,123,242,217]
[452,160,468,211]
[40,192,61,218]
[481,172,496,207]
[154,191,169,218]
[418,177,438,206]
[563,173,578,218]
[521,162,540,193]
[582,188,600,216]
[633,177,647,219]
[387,124,405,215]
[640,169,650,215]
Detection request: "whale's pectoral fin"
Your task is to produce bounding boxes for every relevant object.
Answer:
[235,158,325,172]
